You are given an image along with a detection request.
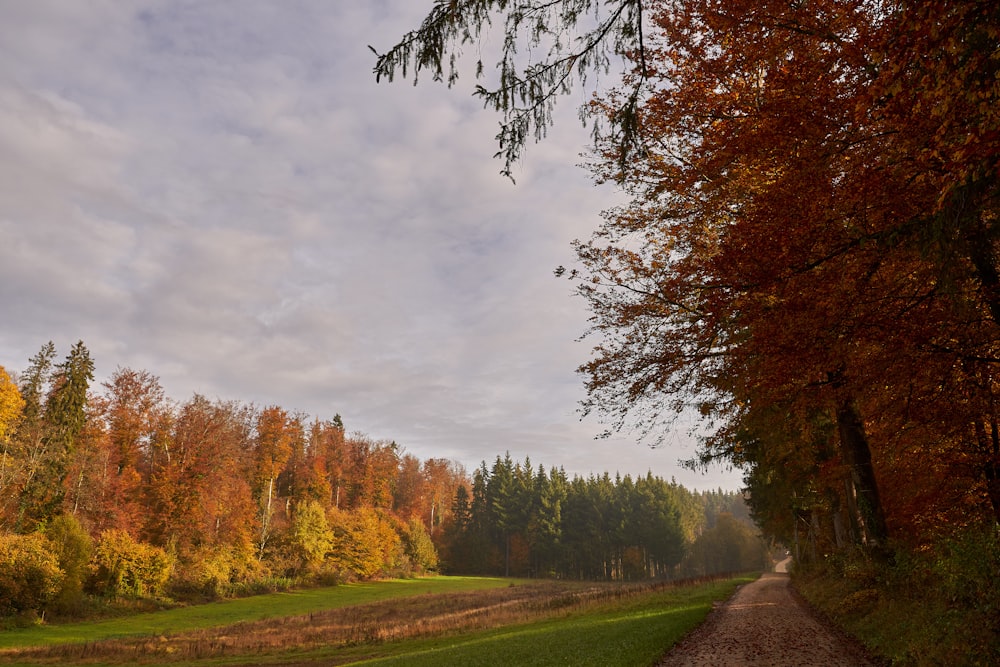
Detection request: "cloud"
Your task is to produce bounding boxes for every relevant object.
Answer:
[0,1,742,489]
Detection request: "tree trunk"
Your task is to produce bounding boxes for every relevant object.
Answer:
[835,397,888,546]
[974,418,1000,524]
[258,476,274,559]
[961,194,1000,326]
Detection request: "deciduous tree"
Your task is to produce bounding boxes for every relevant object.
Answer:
[0,365,25,528]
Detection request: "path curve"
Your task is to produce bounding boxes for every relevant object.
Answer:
[658,562,876,667]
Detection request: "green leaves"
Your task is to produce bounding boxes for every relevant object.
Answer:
[374,1,649,178]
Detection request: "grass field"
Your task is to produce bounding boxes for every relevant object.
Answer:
[0,576,519,649]
[0,574,756,666]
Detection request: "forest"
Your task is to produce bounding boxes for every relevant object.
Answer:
[0,343,765,620]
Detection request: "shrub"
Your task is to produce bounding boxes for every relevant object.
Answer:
[44,514,93,614]
[931,524,1000,613]
[170,543,264,600]
[794,523,1000,666]
[89,530,173,599]
[0,531,64,617]
[401,517,439,574]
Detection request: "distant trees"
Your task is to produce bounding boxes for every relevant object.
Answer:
[440,454,755,579]
[681,513,769,577]
[0,342,764,621]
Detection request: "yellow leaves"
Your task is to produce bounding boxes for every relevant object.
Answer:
[0,365,23,443]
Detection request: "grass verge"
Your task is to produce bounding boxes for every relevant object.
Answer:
[792,524,999,666]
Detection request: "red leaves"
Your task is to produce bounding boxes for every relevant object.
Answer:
[577,0,1000,545]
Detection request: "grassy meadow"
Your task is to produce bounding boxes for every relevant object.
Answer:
[0,574,755,666]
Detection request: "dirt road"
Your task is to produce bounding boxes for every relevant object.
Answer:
[657,560,876,666]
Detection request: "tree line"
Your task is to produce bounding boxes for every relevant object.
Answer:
[0,342,763,619]
[440,454,765,580]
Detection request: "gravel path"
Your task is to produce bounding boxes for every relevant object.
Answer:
[657,560,877,667]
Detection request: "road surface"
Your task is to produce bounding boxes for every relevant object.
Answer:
[657,559,877,666]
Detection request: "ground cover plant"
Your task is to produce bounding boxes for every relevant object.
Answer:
[0,574,754,666]
[793,523,1000,667]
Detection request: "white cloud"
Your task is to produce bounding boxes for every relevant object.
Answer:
[0,1,742,489]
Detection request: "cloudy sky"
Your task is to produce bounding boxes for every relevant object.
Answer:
[0,1,742,490]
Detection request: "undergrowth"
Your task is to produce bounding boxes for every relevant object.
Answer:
[792,523,999,666]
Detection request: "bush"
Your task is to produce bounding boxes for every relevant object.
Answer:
[89,530,173,599]
[931,524,999,613]
[170,543,264,600]
[0,531,64,617]
[401,517,439,574]
[44,514,93,614]
[794,523,1000,666]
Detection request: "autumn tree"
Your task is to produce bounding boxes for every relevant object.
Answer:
[0,365,22,447]
[92,368,171,535]
[285,500,333,574]
[393,453,426,522]
[252,406,300,558]
[381,1,1000,553]
[344,434,399,509]
[300,416,348,508]
[401,516,439,573]
[0,365,25,528]
[144,396,255,555]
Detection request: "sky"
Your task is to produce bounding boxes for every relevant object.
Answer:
[0,1,743,490]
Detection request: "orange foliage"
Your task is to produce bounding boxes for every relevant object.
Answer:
[576,0,1000,549]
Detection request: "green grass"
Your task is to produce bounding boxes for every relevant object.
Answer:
[346,579,749,667]
[0,576,517,649]
[1,574,756,666]
[232,575,755,667]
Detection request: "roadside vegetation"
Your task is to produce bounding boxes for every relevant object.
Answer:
[793,523,1000,667]
[0,574,755,666]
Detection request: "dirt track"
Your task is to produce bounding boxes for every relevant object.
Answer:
[657,560,877,667]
